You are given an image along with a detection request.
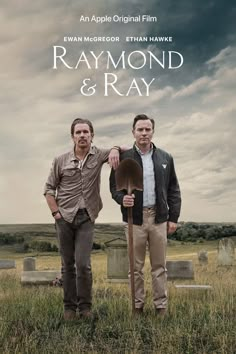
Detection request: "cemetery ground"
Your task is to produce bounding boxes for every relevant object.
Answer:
[0,232,235,353]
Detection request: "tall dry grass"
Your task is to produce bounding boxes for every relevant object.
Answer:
[0,248,235,353]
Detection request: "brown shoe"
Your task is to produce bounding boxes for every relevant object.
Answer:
[134,308,144,315]
[64,309,76,321]
[156,308,167,316]
[80,310,93,319]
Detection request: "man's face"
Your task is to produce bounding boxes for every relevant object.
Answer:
[72,123,93,149]
[132,119,154,148]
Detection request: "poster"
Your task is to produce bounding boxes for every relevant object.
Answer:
[1,0,235,225]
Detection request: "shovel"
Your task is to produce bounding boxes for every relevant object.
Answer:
[115,158,143,314]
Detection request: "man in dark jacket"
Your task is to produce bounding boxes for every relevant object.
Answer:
[110,114,181,315]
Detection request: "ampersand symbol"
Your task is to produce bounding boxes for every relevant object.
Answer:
[80,78,96,96]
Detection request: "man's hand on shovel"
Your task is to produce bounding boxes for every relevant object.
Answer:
[123,194,135,208]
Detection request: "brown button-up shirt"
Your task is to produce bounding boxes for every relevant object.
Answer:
[44,146,109,222]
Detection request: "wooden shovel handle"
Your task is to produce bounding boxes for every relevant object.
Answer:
[127,207,135,314]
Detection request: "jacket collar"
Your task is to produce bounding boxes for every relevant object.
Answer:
[133,142,156,154]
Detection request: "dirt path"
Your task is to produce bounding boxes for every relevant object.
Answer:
[167,250,217,258]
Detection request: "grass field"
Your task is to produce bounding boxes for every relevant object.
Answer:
[0,238,235,353]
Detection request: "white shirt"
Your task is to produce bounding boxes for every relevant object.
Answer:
[135,145,156,207]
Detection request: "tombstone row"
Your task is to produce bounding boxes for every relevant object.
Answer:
[0,237,234,287]
[198,238,235,266]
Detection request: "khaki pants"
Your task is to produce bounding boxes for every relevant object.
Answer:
[125,208,167,309]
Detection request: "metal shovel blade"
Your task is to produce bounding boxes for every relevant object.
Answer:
[115,158,143,315]
[115,159,143,195]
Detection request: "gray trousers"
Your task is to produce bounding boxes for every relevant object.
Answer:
[55,209,94,312]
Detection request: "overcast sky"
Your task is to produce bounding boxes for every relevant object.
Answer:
[1,0,236,224]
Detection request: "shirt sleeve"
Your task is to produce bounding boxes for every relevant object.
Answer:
[98,148,111,163]
[44,157,61,197]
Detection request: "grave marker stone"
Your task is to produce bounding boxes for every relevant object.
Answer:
[23,257,36,271]
[217,238,235,266]
[198,250,208,265]
[0,260,16,269]
[105,238,129,283]
[175,285,213,290]
[166,260,194,280]
[21,270,61,285]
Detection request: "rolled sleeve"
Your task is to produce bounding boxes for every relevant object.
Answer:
[44,157,60,197]
[99,148,110,163]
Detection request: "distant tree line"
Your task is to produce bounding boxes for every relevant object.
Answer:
[0,233,58,253]
[170,223,236,242]
[0,232,102,252]
[28,241,59,252]
[0,233,25,245]
[1,223,236,250]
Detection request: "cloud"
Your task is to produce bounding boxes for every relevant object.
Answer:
[0,1,235,223]
[173,77,211,98]
[158,47,236,218]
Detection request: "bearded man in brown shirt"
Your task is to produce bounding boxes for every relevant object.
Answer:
[44,118,120,320]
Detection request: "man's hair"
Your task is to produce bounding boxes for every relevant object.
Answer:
[132,114,155,130]
[71,118,94,135]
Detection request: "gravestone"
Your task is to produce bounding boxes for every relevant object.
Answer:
[0,260,16,269]
[217,238,235,266]
[175,285,213,290]
[14,244,26,253]
[105,238,129,283]
[198,250,208,265]
[167,260,213,291]
[23,257,36,271]
[166,260,194,280]
[21,270,61,285]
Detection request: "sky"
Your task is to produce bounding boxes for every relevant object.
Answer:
[0,0,236,224]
